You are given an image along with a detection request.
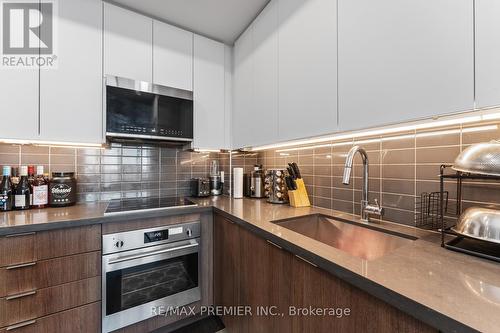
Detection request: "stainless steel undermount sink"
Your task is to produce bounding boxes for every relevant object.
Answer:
[273,214,416,261]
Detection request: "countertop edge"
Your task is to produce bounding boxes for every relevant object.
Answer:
[212,208,479,333]
[0,205,213,236]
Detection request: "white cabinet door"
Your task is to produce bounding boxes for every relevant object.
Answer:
[338,0,474,132]
[193,35,225,149]
[278,0,337,141]
[476,0,500,108]
[232,26,254,148]
[153,21,193,91]
[252,0,279,146]
[40,0,103,144]
[104,3,152,82]
[0,70,38,140]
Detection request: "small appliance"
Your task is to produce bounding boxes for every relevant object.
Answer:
[105,75,193,143]
[209,160,222,196]
[190,178,210,197]
[250,165,265,198]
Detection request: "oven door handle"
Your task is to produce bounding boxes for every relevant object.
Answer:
[107,242,199,265]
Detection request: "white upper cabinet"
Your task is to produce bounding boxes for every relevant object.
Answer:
[0,69,38,140]
[476,0,500,108]
[104,3,152,82]
[224,45,233,149]
[40,0,103,143]
[233,26,254,148]
[278,0,337,141]
[153,21,193,91]
[252,0,279,147]
[193,35,226,149]
[338,0,474,132]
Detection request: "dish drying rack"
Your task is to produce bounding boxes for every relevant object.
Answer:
[416,191,449,230]
[438,164,500,262]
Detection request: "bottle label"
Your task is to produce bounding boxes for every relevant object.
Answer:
[33,185,48,205]
[0,195,11,210]
[50,183,73,205]
[14,195,26,207]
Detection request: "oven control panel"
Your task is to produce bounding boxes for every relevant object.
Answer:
[102,221,201,255]
[144,230,169,243]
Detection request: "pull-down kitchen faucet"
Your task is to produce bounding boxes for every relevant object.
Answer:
[342,146,383,222]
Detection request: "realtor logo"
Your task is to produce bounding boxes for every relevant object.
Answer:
[1,0,57,68]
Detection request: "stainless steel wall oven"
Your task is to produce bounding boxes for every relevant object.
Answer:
[102,221,201,333]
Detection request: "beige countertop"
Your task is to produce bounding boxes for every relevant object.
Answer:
[198,196,499,333]
[0,202,109,231]
[0,196,498,332]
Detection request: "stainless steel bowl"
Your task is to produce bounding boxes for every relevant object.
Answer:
[452,141,500,176]
[452,207,500,244]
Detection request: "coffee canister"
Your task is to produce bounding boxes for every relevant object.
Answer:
[49,172,77,207]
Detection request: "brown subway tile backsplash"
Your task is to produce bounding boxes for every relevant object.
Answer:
[416,146,461,164]
[258,120,500,228]
[0,142,228,203]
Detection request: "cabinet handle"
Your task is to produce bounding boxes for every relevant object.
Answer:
[266,240,282,249]
[295,255,318,268]
[6,290,37,300]
[5,232,35,238]
[5,262,36,270]
[6,320,36,331]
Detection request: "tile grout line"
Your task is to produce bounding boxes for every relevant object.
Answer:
[413,129,417,225]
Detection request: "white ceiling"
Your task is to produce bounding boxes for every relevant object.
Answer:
[108,0,270,44]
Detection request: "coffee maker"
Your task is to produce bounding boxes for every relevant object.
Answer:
[250,165,265,198]
[209,160,223,196]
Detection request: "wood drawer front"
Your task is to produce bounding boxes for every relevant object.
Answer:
[35,224,101,260]
[0,251,101,298]
[0,301,100,333]
[0,225,101,267]
[0,234,35,268]
[0,277,100,328]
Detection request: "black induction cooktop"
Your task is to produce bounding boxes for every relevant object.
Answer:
[105,197,197,215]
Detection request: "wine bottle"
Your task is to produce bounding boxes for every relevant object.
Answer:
[27,165,35,206]
[32,166,48,209]
[0,166,13,211]
[14,166,30,210]
[11,167,19,190]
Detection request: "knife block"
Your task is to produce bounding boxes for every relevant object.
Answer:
[288,179,311,207]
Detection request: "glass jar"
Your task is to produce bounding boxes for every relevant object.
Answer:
[49,172,77,207]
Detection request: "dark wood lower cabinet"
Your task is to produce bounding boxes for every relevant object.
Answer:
[213,213,436,333]
[0,251,101,297]
[0,276,100,327]
[213,214,241,332]
[0,301,101,333]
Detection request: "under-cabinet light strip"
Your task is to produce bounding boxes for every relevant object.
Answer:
[274,125,498,153]
[252,112,500,151]
[193,148,222,153]
[0,138,104,148]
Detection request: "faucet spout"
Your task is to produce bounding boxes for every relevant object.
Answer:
[342,145,383,222]
[342,145,367,185]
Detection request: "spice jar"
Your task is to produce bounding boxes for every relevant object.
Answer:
[49,172,77,207]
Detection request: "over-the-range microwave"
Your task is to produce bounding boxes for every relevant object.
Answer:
[105,75,193,142]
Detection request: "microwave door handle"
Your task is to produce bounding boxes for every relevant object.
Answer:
[107,242,199,265]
